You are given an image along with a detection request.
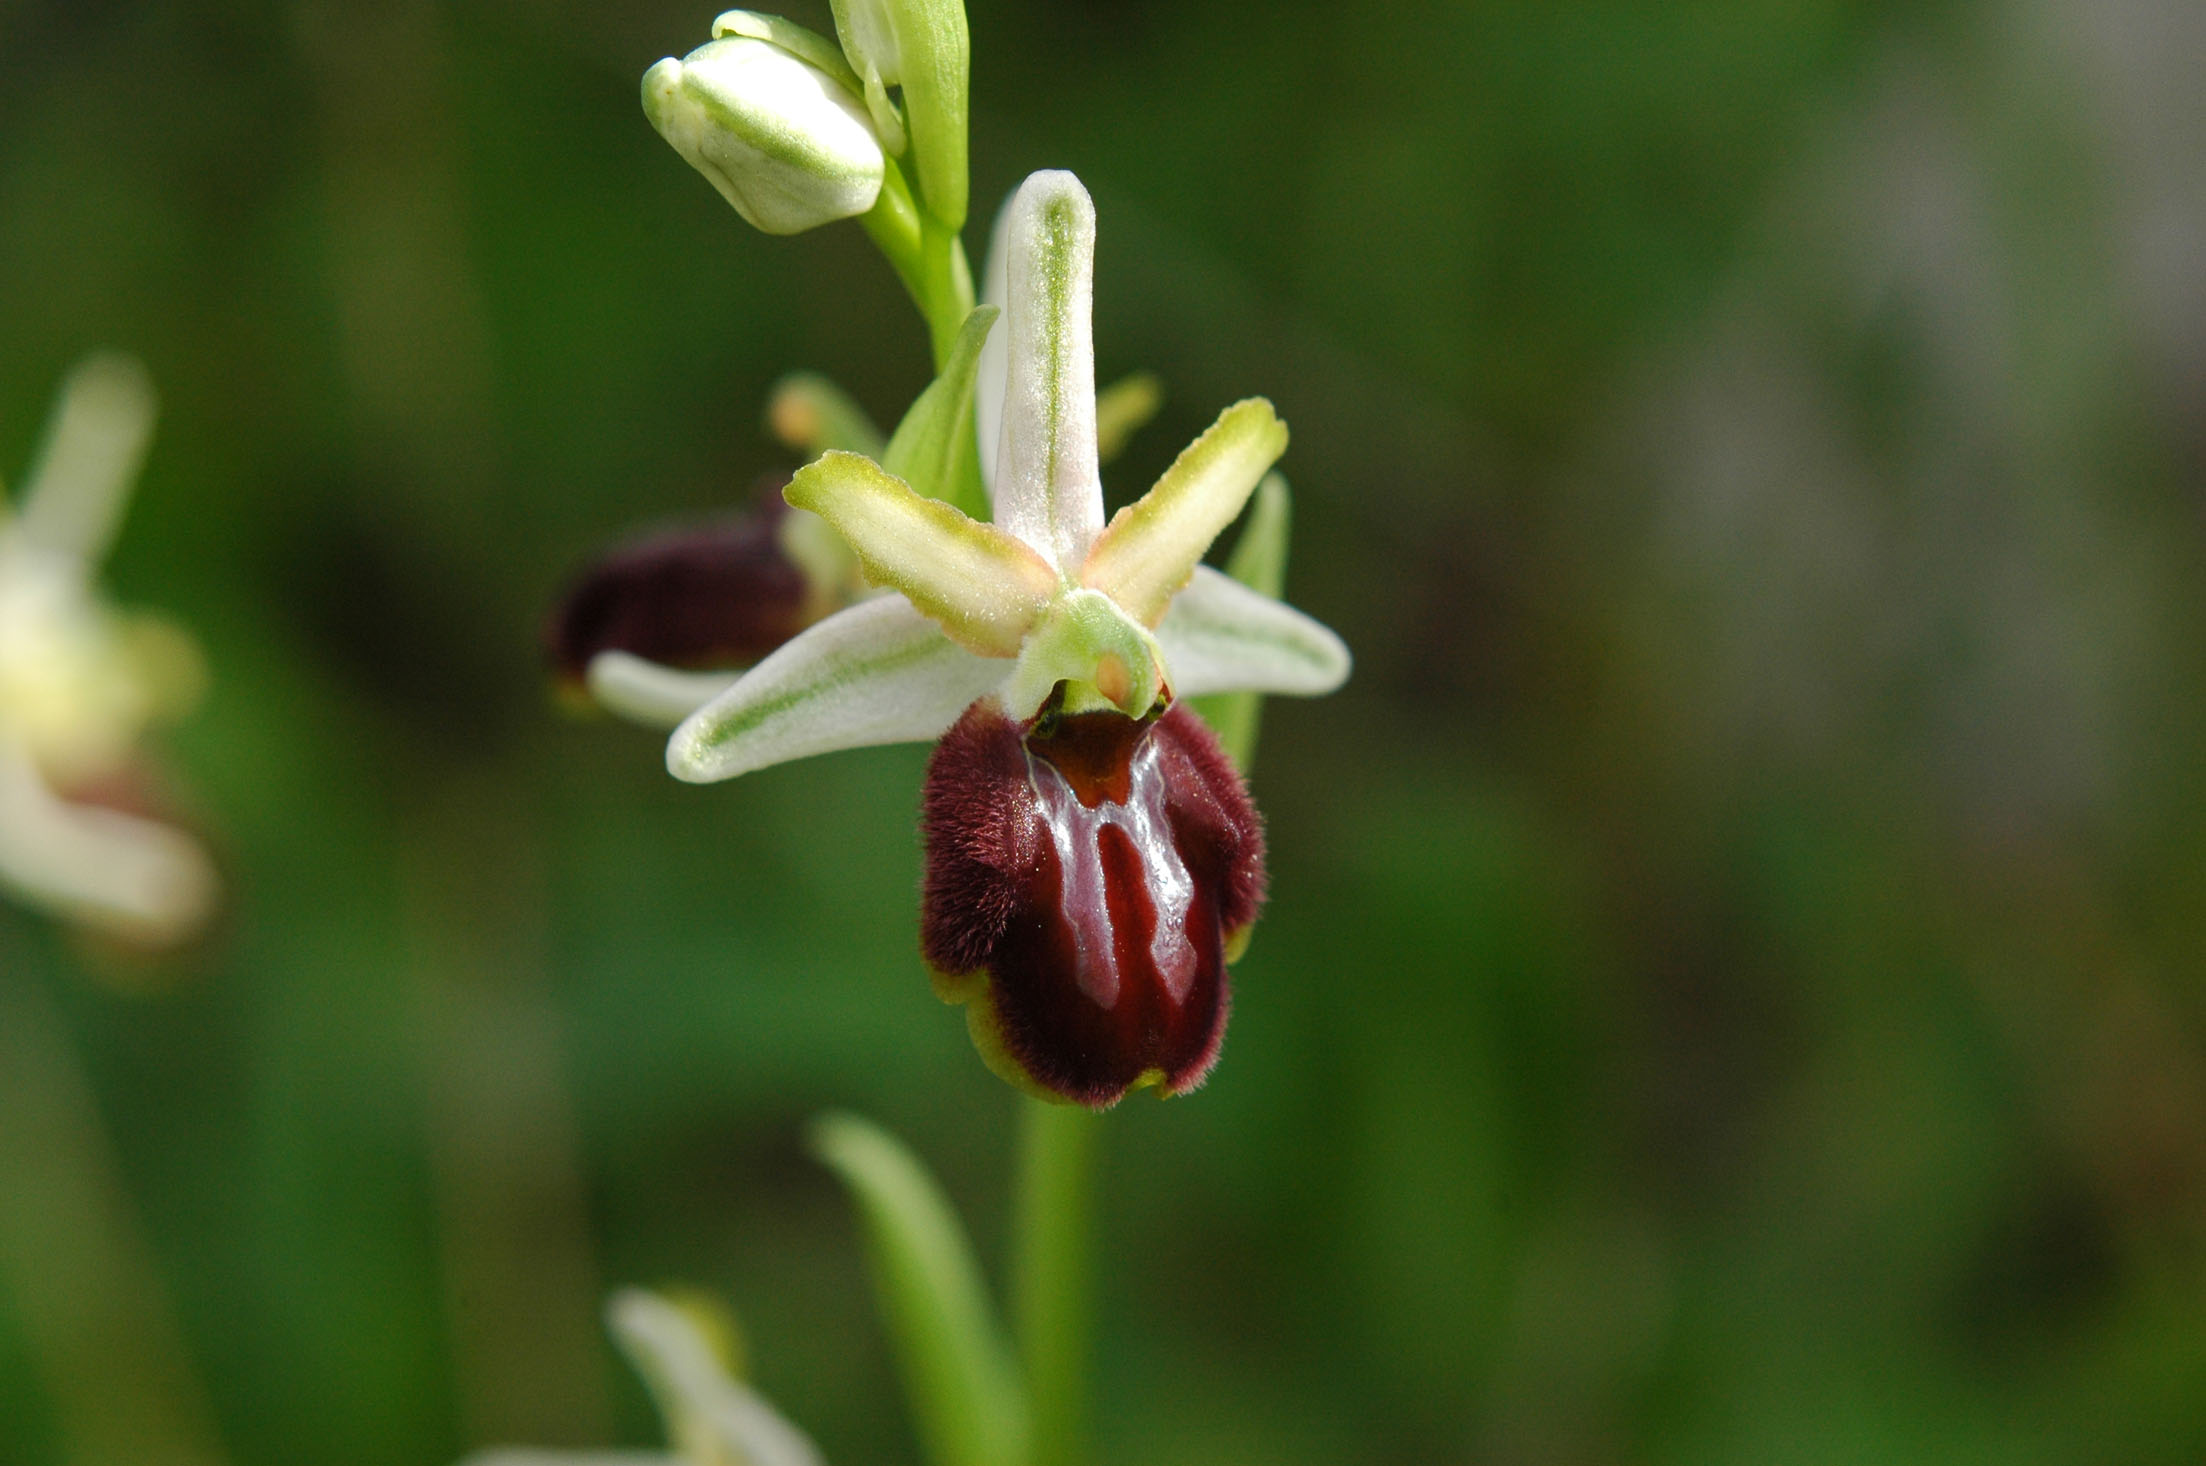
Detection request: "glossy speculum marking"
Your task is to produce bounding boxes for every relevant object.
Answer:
[922,697,1264,1108]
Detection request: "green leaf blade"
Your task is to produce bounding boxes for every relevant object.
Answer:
[810,1113,1029,1466]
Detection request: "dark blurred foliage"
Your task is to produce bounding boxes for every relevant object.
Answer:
[5,0,2206,1463]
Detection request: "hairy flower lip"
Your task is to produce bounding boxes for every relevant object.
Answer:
[921,698,1263,1109]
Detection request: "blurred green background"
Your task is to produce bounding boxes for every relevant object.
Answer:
[6,0,2206,1462]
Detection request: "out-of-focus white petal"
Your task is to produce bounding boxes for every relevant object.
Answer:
[784,451,1055,656]
[16,354,156,567]
[992,171,1103,570]
[1155,566,1351,698]
[452,1446,666,1454]
[1080,398,1287,625]
[607,1290,826,1466]
[668,594,1001,782]
[587,652,740,730]
[0,739,216,946]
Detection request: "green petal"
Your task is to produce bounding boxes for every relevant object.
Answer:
[882,305,999,518]
[666,594,1002,782]
[1184,471,1290,767]
[16,354,156,567]
[784,452,1056,656]
[1154,565,1350,698]
[585,651,739,730]
[1221,468,1290,600]
[992,172,1102,571]
[811,1113,1028,1466]
[1080,398,1286,626]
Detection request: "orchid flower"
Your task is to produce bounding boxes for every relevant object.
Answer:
[460,1290,823,1466]
[0,355,216,948]
[604,171,1347,1107]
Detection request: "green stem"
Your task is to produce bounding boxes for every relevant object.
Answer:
[861,161,975,370]
[1010,1098,1097,1466]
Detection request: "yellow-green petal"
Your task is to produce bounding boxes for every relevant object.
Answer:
[1079,398,1286,626]
[785,451,1056,656]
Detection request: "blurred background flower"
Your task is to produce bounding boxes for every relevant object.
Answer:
[1,353,217,951]
[2,1,2203,1463]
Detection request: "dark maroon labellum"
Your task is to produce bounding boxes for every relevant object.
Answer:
[922,699,1265,1108]
[545,479,814,683]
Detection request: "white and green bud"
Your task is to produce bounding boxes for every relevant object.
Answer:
[827,0,969,229]
[643,30,886,236]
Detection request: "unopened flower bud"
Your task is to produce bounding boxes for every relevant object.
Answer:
[643,35,885,235]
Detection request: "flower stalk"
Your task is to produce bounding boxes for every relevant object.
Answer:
[860,168,976,369]
[1011,1099,1096,1466]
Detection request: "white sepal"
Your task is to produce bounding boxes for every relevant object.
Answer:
[668,594,1001,783]
[1154,565,1351,698]
[587,652,739,730]
[992,172,1103,571]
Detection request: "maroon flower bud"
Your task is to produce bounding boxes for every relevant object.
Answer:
[920,698,1265,1109]
[545,481,818,687]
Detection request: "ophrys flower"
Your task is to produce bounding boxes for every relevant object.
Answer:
[620,171,1347,1107]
